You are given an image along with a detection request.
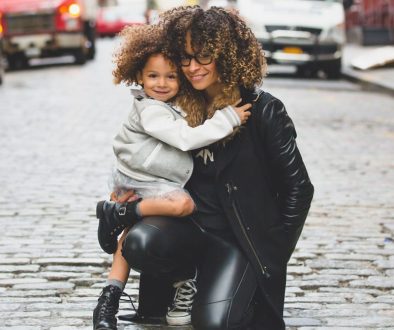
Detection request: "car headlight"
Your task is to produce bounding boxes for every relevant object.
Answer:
[320,22,345,44]
[247,21,270,40]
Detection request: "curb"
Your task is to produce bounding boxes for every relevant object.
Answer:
[341,68,394,96]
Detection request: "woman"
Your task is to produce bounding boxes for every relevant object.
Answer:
[120,6,313,329]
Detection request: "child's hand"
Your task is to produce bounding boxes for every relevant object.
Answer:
[232,99,252,125]
[110,190,139,203]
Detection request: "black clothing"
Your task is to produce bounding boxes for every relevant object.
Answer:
[122,216,257,329]
[123,89,314,329]
[187,146,229,229]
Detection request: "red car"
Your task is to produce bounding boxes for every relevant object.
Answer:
[96,1,146,37]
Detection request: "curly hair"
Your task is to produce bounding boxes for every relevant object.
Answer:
[112,24,174,85]
[160,6,267,127]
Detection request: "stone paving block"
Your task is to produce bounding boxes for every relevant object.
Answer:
[33,258,105,266]
[349,278,394,289]
[0,278,47,285]
[0,311,51,318]
[284,317,321,327]
[0,289,58,297]
[0,327,41,330]
[0,258,31,265]
[326,316,394,327]
[50,327,91,330]
[12,282,75,291]
[0,303,20,311]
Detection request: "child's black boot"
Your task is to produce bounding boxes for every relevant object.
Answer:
[96,199,141,254]
[93,285,122,330]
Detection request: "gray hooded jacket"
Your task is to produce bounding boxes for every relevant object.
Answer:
[113,89,241,188]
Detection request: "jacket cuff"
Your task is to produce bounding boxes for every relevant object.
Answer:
[220,106,241,127]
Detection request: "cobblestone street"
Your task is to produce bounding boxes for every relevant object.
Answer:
[0,39,393,329]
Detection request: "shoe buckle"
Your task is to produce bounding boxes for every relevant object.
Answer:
[119,206,126,216]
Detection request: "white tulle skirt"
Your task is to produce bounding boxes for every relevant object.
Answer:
[109,168,188,199]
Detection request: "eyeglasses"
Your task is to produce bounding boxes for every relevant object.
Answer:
[180,53,214,66]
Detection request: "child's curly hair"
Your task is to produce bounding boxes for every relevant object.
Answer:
[113,24,174,85]
[160,6,267,126]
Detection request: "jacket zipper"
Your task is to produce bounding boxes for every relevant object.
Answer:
[226,183,270,279]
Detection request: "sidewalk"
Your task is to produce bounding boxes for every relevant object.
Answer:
[342,43,394,94]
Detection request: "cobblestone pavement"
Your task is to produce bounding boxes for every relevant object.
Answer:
[0,39,393,329]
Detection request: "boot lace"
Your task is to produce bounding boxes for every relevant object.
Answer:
[170,278,197,312]
[98,291,118,319]
[120,291,139,317]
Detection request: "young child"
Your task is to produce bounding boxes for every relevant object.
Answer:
[93,24,251,330]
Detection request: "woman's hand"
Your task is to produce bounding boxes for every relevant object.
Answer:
[232,99,252,124]
[110,190,139,203]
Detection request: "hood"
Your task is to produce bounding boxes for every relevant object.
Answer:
[0,0,67,14]
[238,0,344,29]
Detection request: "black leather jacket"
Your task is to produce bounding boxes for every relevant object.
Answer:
[212,88,314,328]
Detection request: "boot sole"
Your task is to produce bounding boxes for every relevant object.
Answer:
[96,200,105,219]
[96,201,117,255]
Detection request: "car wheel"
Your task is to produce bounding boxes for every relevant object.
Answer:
[74,49,87,65]
[324,58,342,80]
[87,41,96,60]
[7,54,29,71]
[296,65,317,78]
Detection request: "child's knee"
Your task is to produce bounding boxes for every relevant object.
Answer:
[173,194,195,217]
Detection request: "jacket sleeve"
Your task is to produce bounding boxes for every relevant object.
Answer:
[257,95,314,257]
[140,104,241,151]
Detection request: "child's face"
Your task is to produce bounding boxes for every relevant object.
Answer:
[140,54,179,102]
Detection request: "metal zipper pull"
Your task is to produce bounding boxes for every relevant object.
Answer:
[226,183,233,194]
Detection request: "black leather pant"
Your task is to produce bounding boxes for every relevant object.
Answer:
[122,216,257,330]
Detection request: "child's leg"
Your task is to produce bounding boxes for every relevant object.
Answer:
[107,228,130,287]
[138,191,195,218]
[96,190,195,255]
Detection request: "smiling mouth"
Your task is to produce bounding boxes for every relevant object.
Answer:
[153,90,171,94]
[189,74,206,82]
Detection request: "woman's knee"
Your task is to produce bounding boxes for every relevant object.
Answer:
[121,220,161,269]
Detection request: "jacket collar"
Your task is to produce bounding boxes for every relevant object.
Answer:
[240,87,264,104]
[130,85,146,100]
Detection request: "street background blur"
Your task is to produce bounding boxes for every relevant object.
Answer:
[0,0,393,329]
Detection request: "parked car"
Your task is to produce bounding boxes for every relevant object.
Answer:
[0,0,98,69]
[96,0,146,37]
[345,0,394,45]
[209,0,346,79]
[0,37,4,85]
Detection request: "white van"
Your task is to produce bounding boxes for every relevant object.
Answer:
[209,0,346,79]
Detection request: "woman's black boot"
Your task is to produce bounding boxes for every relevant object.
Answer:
[93,285,122,330]
[96,199,141,254]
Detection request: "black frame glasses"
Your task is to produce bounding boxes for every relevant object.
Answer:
[180,53,214,66]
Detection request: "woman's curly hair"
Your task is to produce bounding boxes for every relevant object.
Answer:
[112,24,174,85]
[160,6,267,127]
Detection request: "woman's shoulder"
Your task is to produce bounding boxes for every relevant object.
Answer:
[248,88,286,118]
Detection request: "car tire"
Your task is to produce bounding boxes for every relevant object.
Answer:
[324,58,342,80]
[85,22,96,60]
[296,65,317,78]
[87,41,96,60]
[7,54,29,71]
[74,49,87,65]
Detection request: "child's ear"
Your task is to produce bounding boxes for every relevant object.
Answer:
[137,72,143,86]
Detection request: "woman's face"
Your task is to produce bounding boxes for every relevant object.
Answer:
[181,32,221,98]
